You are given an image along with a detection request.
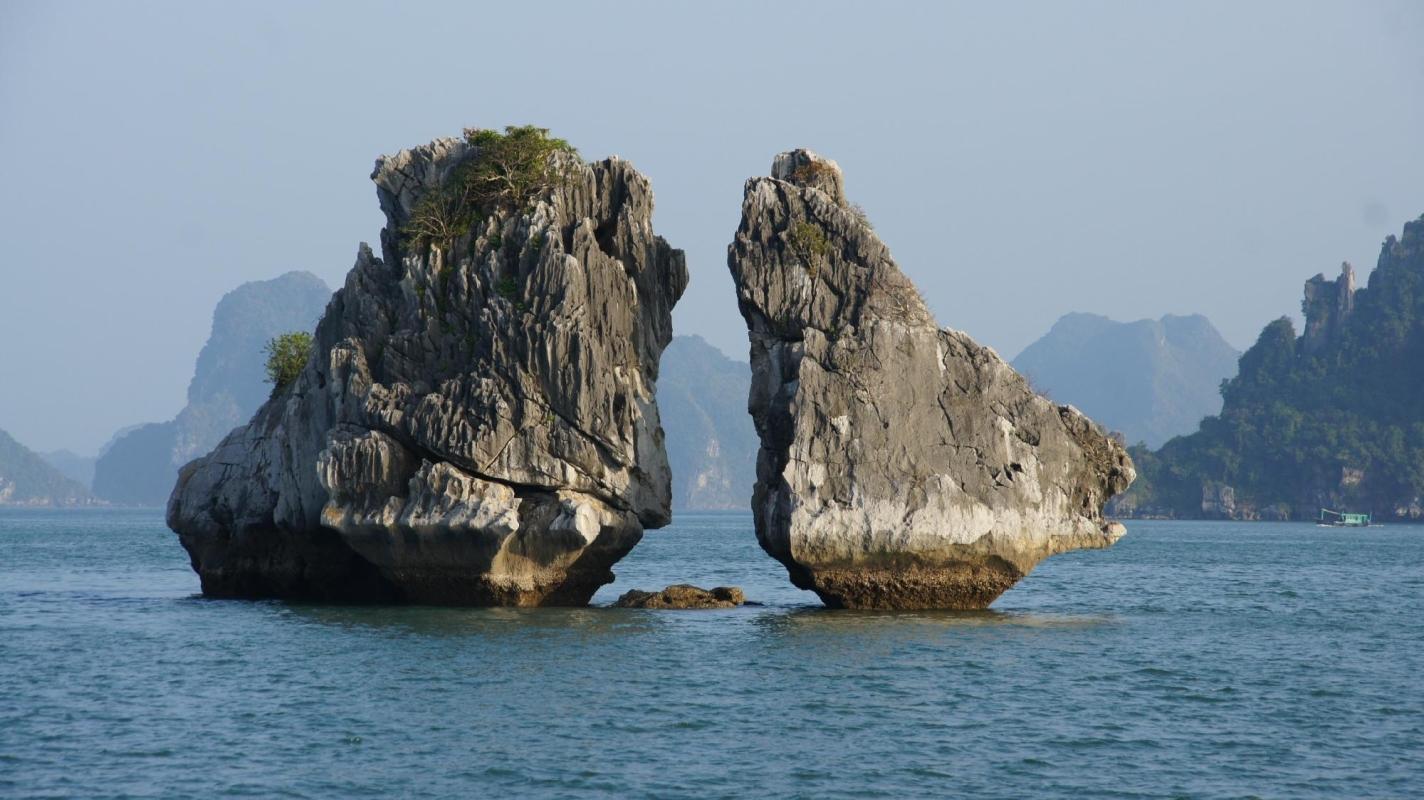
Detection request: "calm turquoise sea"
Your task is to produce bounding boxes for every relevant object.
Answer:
[2,509,1421,799]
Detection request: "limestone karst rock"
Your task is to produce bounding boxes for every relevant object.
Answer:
[1301,262,1356,354]
[0,429,99,507]
[727,149,1135,610]
[1112,214,1424,521]
[168,129,687,605]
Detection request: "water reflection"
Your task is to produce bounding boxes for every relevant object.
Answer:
[749,606,1117,636]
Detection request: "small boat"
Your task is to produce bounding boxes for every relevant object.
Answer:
[1317,508,1374,527]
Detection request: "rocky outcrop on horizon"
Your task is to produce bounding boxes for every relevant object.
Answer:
[1012,312,1240,449]
[0,429,100,507]
[92,272,331,505]
[1114,216,1424,521]
[168,129,688,605]
[727,149,1134,609]
[657,335,758,511]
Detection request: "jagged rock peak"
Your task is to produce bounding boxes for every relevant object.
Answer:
[728,149,1135,610]
[771,149,846,204]
[1302,261,1356,353]
[168,127,688,605]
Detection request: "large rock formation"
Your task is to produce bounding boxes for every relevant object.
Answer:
[657,335,759,510]
[1115,215,1424,521]
[168,130,687,605]
[727,150,1134,609]
[93,272,331,505]
[1012,312,1240,448]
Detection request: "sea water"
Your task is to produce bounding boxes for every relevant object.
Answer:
[2,509,1421,798]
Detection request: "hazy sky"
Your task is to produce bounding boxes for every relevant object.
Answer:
[2,1,1422,454]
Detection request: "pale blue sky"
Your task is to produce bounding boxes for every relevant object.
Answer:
[2,0,1422,454]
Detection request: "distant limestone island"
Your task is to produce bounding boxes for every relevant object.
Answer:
[1012,312,1239,449]
[657,335,757,511]
[0,272,332,508]
[90,271,332,506]
[1117,216,1424,521]
[0,429,99,507]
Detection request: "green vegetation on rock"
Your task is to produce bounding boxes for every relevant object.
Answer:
[403,125,578,248]
[264,331,314,394]
[787,220,829,277]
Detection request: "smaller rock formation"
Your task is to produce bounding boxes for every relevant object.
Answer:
[612,585,746,609]
[727,149,1134,610]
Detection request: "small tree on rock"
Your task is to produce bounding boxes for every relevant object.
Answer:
[264,331,314,394]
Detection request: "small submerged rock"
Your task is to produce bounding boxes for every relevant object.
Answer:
[612,584,746,609]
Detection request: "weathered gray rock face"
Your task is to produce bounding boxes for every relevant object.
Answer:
[727,149,1135,610]
[1302,261,1356,354]
[168,133,687,605]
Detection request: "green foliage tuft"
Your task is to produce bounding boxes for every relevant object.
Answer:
[263,332,313,394]
[787,220,830,278]
[402,125,578,249]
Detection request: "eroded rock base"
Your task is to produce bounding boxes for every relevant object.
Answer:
[791,561,1024,611]
[182,521,642,607]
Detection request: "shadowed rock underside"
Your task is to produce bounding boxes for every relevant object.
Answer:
[169,133,687,605]
[728,149,1134,609]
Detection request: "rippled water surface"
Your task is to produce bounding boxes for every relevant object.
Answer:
[2,510,1421,798]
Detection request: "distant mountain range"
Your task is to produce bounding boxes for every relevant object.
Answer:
[1012,312,1240,448]
[1117,215,1424,521]
[657,335,758,511]
[90,271,332,505]
[0,429,98,506]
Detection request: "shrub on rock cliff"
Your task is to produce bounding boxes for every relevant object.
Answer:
[404,125,578,248]
[263,331,313,394]
[787,220,829,276]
